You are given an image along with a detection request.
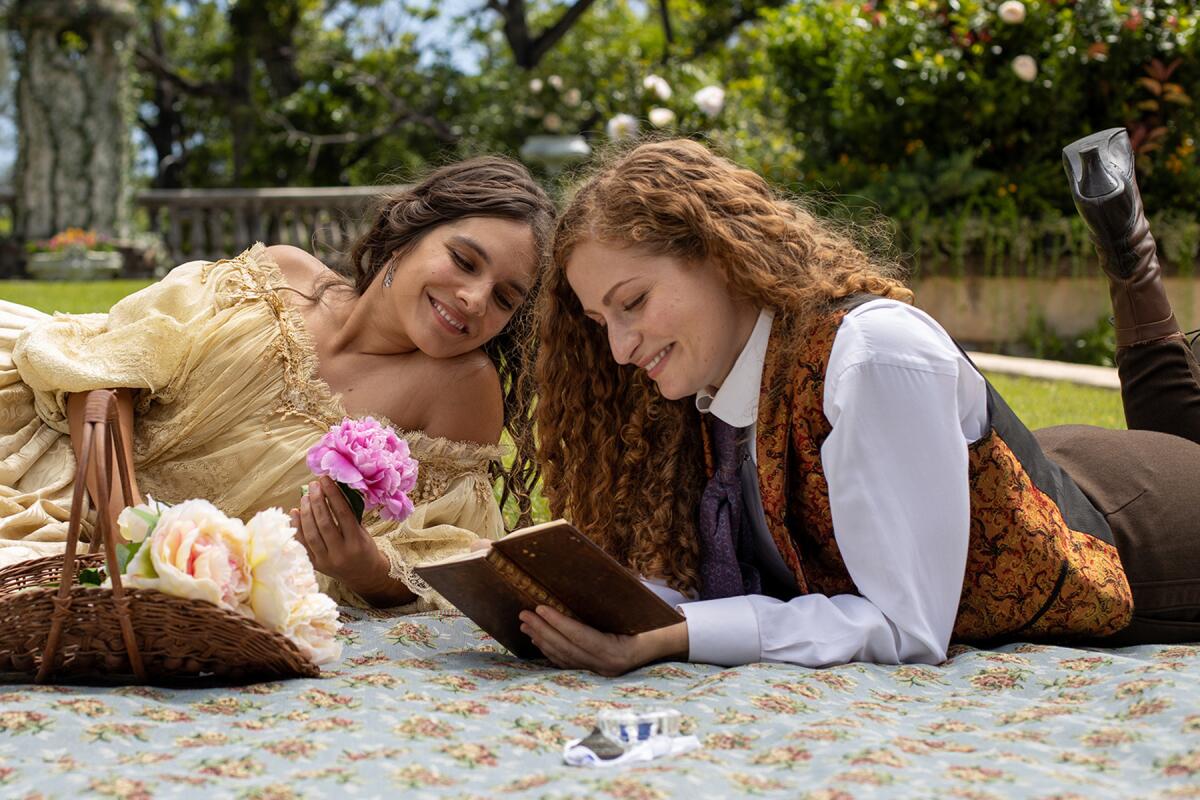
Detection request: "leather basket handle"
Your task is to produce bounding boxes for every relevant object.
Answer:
[37,390,145,683]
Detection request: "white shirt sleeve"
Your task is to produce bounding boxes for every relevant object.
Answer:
[679,300,988,667]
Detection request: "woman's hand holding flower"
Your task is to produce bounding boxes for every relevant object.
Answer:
[297,417,419,607]
[518,605,690,677]
[290,475,415,607]
[305,417,418,522]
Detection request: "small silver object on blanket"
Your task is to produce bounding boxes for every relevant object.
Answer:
[563,709,699,768]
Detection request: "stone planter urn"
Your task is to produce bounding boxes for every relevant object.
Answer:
[26,250,124,280]
[519,134,592,176]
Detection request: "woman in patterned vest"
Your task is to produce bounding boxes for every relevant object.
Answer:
[524,132,1200,676]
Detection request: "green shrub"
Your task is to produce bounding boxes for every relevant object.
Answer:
[1016,312,1117,366]
[734,0,1199,220]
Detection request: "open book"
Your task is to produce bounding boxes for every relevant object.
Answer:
[414,519,685,659]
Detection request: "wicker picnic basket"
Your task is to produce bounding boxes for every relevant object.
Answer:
[0,390,319,684]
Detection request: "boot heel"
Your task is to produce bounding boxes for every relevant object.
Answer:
[1062,127,1131,199]
[1062,128,1141,279]
[1062,127,1180,348]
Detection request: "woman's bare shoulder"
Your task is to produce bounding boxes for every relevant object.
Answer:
[265,244,333,294]
[414,350,504,446]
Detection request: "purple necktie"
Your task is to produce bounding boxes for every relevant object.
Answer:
[698,416,762,600]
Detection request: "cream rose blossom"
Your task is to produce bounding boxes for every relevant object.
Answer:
[280,592,342,665]
[120,499,251,612]
[1012,54,1038,82]
[245,508,342,664]
[693,85,726,117]
[116,496,168,543]
[998,0,1026,25]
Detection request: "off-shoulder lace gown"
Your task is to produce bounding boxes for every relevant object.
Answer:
[0,244,504,610]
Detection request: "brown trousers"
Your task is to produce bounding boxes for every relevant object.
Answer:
[1035,335,1200,645]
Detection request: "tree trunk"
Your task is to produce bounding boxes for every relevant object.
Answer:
[11,0,135,241]
[140,13,186,189]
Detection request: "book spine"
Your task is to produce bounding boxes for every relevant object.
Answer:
[486,549,572,618]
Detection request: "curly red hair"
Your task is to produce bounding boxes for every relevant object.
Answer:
[535,139,912,593]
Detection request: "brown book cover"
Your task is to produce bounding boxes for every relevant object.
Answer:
[414,519,685,659]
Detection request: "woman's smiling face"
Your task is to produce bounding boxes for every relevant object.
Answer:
[389,216,536,358]
[565,238,758,400]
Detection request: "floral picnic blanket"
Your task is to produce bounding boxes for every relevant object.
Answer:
[1,608,1198,799]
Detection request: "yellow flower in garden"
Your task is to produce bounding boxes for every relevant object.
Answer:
[28,227,117,254]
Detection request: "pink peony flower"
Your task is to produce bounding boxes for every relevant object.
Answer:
[306,417,418,522]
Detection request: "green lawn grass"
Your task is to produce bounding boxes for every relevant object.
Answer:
[1,280,155,315]
[4,280,1126,433]
[983,372,1125,431]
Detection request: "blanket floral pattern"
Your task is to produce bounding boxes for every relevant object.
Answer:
[1,609,1198,799]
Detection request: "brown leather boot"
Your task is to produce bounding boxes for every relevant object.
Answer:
[1062,128,1180,348]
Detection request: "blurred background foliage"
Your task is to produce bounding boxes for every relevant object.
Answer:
[750,1,1199,216]
[124,0,1198,273]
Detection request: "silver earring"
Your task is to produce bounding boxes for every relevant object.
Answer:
[382,264,396,288]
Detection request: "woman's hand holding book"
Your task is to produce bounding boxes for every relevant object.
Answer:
[519,605,689,677]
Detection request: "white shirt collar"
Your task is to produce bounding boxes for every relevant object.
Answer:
[694,308,775,428]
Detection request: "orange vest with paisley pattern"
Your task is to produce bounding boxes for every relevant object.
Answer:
[739,302,1133,641]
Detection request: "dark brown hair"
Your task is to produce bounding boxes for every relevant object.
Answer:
[345,156,555,526]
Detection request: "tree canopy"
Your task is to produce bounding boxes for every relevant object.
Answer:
[130,0,782,188]
[5,0,1196,248]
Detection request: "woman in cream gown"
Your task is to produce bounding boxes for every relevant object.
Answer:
[0,157,553,611]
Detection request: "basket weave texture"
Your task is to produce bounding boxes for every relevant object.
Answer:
[0,390,319,683]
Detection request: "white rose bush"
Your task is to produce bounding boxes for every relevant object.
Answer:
[605,113,639,141]
[648,107,676,128]
[600,74,729,142]
[521,67,730,145]
[998,0,1026,25]
[1011,54,1038,82]
[692,85,726,118]
[642,74,672,101]
[99,496,342,666]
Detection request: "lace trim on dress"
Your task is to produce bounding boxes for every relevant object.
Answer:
[199,243,344,431]
[387,549,435,597]
[398,429,503,505]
